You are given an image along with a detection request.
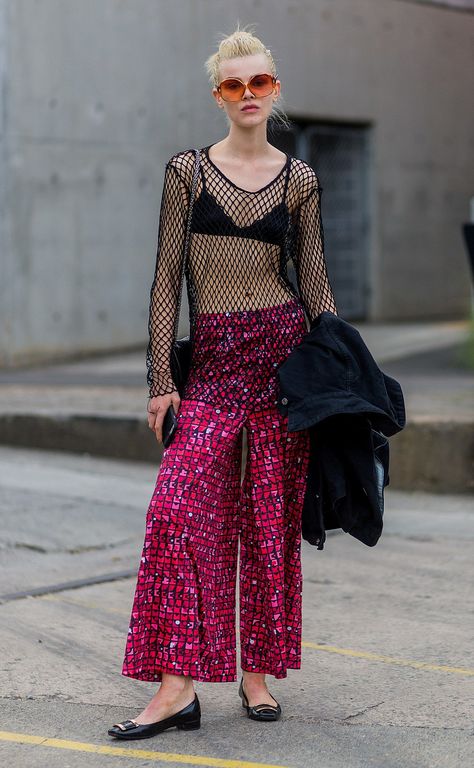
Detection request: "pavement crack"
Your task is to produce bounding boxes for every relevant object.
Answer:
[343,700,386,720]
[9,542,49,553]
[7,538,133,554]
[63,538,133,554]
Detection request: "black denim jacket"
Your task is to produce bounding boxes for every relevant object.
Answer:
[276,311,406,549]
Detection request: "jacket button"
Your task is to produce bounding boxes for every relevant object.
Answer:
[281,397,288,405]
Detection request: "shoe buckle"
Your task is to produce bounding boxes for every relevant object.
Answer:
[114,719,139,731]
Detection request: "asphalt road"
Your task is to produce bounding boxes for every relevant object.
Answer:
[0,446,473,768]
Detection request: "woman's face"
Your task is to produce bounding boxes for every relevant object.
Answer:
[212,52,280,127]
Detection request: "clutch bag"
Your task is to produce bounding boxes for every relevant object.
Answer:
[162,404,179,448]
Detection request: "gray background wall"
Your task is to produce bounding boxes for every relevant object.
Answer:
[0,0,473,366]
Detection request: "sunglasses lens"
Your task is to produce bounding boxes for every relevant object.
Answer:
[219,79,244,101]
[249,74,274,96]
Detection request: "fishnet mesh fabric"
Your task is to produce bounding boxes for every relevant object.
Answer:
[146,144,338,398]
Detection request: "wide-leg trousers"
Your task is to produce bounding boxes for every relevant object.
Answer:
[121,297,311,682]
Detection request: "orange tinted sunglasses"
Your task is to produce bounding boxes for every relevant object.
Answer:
[216,73,277,102]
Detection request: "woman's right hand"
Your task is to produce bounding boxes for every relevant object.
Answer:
[147,391,181,444]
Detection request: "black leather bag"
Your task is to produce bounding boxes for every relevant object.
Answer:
[170,335,193,397]
[169,148,201,397]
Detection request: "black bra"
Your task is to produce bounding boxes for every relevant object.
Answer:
[191,162,291,246]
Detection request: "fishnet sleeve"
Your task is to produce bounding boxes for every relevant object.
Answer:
[146,158,190,398]
[293,171,338,323]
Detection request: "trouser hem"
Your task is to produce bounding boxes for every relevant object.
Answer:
[121,667,238,683]
[240,660,301,680]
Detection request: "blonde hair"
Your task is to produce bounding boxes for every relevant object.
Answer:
[204,22,291,133]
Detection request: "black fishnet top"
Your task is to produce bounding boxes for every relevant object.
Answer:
[146,144,338,398]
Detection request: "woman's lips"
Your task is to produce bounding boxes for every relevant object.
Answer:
[242,105,259,111]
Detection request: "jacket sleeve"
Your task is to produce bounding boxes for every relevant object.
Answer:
[293,170,338,323]
[146,156,191,398]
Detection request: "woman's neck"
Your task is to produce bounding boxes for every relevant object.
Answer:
[219,127,273,161]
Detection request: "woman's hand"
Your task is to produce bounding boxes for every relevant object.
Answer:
[147,391,181,444]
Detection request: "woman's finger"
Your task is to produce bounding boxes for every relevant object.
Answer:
[171,393,181,414]
[154,416,163,444]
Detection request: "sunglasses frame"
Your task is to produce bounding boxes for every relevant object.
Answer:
[216,73,277,102]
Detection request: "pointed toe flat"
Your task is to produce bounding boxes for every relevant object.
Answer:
[108,694,201,740]
[238,678,281,722]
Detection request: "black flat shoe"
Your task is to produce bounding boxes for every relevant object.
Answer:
[238,678,281,721]
[108,694,201,740]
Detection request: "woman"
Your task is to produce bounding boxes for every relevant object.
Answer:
[108,24,337,740]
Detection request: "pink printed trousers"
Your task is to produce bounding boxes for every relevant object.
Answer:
[122,298,311,683]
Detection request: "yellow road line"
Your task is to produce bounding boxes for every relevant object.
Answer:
[302,642,474,676]
[0,732,291,768]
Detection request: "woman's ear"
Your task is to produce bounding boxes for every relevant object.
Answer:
[211,88,224,108]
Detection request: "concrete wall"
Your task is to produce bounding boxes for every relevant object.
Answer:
[0,0,473,366]
[1,0,187,366]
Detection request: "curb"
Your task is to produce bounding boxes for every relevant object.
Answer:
[389,420,473,494]
[0,413,159,463]
[0,412,472,495]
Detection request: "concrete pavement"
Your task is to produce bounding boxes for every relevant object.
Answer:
[0,445,473,767]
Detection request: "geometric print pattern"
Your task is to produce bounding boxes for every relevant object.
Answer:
[122,298,311,682]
